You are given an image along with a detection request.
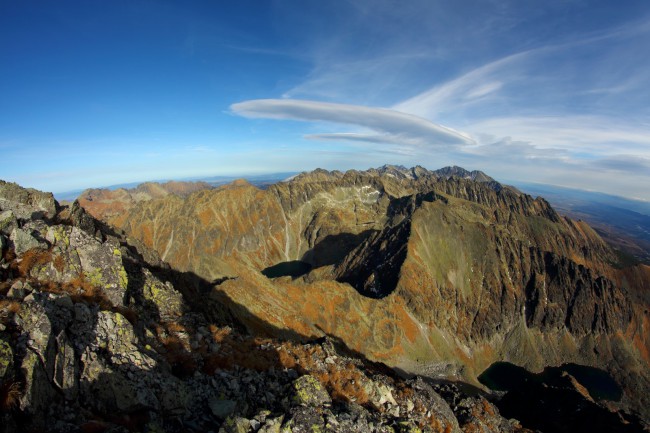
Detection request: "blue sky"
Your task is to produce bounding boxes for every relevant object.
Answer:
[1,1,650,200]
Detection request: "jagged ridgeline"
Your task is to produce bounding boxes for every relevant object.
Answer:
[79,166,650,422]
[0,164,648,432]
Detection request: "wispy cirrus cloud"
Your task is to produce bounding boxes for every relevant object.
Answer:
[467,116,650,156]
[393,50,533,119]
[395,17,650,122]
[230,99,475,147]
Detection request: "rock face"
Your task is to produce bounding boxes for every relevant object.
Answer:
[87,165,650,423]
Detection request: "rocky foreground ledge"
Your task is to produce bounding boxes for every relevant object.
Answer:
[0,179,646,433]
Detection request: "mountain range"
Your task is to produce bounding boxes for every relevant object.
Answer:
[1,166,649,432]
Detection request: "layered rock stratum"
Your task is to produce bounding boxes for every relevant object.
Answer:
[79,165,650,426]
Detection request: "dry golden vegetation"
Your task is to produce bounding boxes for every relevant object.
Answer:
[3,245,139,326]
[0,299,21,325]
[53,254,66,272]
[147,317,378,406]
[201,333,280,373]
[154,321,198,377]
[0,379,21,412]
[14,248,52,276]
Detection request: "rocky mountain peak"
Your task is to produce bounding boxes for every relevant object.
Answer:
[225,178,254,188]
[432,166,495,183]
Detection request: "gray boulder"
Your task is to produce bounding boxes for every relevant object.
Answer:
[0,210,18,234]
[291,374,332,407]
[0,180,58,217]
[9,227,47,255]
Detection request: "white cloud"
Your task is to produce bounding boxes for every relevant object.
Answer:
[468,116,650,156]
[462,136,569,161]
[231,99,475,147]
[393,50,533,118]
[591,154,650,173]
[394,17,650,123]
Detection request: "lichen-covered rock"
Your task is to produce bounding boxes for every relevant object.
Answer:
[93,311,156,369]
[219,416,252,433]
[258,415,285,433]
[292,374,332,407]
[18,349,59,425]
[281,406,325,433]
[141,268,185,320]
[12,300,60,425]
[455,396,514,433]
[0,210,18,235]
[15,300,52,359]
[68,200,98,237]
[365,381,398,407]
[6,280,32,299]
[35,225,129,306]
[68,302,96,349]
[68,228,128,306]
[158,376,194,416]
[407,377,461,433]
[395,421,423,433]
[9,228,47,255]
[52,330,77,400]
[0,337,13,379]
[80,351,158,413]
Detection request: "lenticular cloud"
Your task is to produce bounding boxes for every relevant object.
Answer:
[231,99,475,147]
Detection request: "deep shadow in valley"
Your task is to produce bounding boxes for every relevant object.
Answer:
[260,230,377,279]
[260,191,444,293]
[477,361,645,433]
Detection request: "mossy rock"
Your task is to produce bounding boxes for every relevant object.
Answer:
[221,416,251,433]
[291,375,331,407]
[0,338,13,379]
[395,421,422,433]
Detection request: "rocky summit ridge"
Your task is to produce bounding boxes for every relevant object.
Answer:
[74,166,650,427]
[1,165,649,432]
